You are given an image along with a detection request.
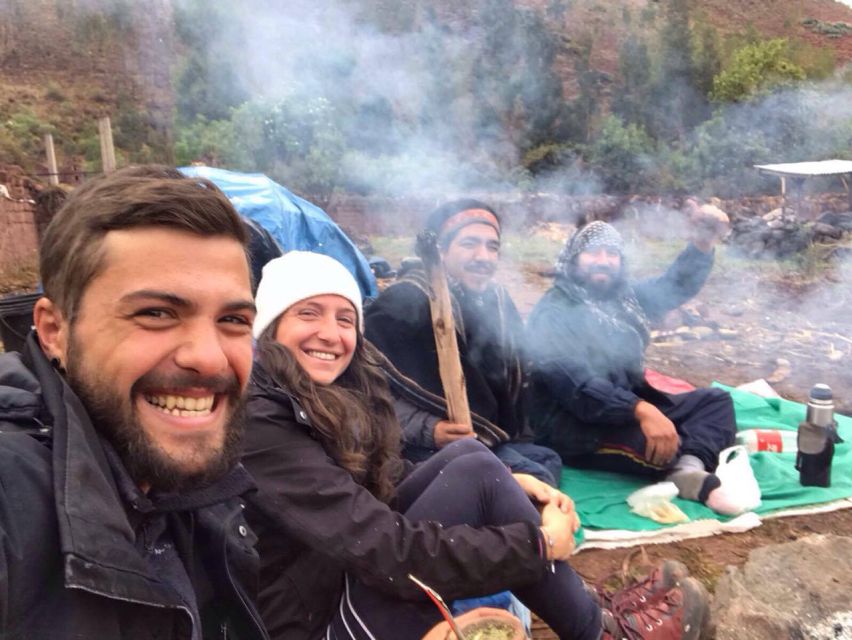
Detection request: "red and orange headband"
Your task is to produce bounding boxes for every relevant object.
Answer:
[437,208,501,244]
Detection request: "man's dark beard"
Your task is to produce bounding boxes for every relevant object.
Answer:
[65,337,246,494]
[572,264,624,299]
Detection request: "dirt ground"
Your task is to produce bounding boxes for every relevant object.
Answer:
[528,510,852,639]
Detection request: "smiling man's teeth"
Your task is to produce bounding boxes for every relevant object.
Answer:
[306,350,337,361]
[144,394,214,417]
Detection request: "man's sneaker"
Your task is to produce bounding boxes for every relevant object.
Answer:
[600,576,710,640]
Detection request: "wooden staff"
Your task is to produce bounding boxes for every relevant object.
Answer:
[415,231,472,427]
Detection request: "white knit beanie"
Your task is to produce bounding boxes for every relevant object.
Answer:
[253,251,364,339]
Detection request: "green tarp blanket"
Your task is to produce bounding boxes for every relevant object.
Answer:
[560,384,852,532]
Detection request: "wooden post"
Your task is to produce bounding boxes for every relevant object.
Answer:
[98,116,116,174]
[43,133,59,186]
[791,177,805,219]
[415,232,472,427]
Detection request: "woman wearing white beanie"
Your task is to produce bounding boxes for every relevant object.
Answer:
[253,251,363,385]
[241,251,707,640]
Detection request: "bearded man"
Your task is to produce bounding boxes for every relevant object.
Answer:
[365,200,562,486]
[526,216,741,514]
[0,167,267,639]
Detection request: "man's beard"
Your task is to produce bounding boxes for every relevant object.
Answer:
[65,334,246,494]
[573,264,624,299]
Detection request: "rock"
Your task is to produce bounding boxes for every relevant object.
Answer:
[674,326,701,340]
[691,326,716,339]
[813,222,843,240]
[816,211,852,231]
[718,328,739,340]
[711,535,852,640]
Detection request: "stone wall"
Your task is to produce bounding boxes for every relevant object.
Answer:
[325,192,626,237]
[0,166,40,276]
[0,199,38,275]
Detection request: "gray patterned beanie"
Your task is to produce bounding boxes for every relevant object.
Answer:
[555,221,624,275]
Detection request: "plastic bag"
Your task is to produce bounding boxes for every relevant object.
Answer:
[709,445,761,515]
[627,482,690,524]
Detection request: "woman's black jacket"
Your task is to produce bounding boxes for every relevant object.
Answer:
[241,363,547,640]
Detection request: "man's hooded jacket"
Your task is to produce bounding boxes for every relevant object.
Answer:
[0,336,267,640]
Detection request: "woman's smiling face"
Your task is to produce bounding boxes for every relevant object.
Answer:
[274,294,357,385]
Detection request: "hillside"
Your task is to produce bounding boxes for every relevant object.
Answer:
[0,0,175,172]
[523,0,852,101]
[695,0,852,62]
[1,0,851,177]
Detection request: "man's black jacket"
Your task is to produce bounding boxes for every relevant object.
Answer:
[364,270,527,446]
[0,336,268,640]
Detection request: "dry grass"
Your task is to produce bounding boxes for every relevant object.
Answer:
[0,257,40,296]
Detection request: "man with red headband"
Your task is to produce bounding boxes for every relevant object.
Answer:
[365,200,562,486]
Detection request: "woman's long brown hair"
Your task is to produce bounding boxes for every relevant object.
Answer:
[255,324,404,503]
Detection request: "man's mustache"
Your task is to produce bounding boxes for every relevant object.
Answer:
[586,264,619,276]
[464,261,497,276]
[132,371,242,398]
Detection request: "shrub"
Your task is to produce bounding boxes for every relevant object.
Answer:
[585,116,655,193]
[44,83,66,102]
[2,110,56,168]
[711,39,806,102]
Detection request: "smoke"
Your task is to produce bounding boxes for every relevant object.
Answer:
[4,0,851,411]
[171,0,575,197]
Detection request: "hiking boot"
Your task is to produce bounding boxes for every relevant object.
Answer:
[600,576,710,640]
[590,560,690,610]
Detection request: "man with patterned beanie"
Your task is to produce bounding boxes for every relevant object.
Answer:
[526,215,743,515]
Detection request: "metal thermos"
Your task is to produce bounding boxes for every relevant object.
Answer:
[796,384,836,487]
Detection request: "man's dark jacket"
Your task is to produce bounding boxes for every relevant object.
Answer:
[364,269,528,446]
[525,244,714,457]
[241,363,546,640]
[0,336,268,640]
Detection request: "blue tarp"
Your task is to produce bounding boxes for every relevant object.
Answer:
[179,166,378,299]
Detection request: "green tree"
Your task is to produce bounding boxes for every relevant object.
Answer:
[585,115,654,193]
[173,1,248,122]
[692,21,723,98]
[231,96,346,207]
[711,39,806,102]
[468,0,568,159]
[567,34,609,144]
[612,32,652,129]
[647,0,706,140]
[173,116,246,167]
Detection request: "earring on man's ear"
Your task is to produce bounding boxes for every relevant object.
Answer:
[50,357,66,374]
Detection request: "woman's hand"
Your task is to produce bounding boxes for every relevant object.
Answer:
[512,473,574,513]
[540,502,581,562]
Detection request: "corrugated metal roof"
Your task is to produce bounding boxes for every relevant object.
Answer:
[755,159,852,177]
